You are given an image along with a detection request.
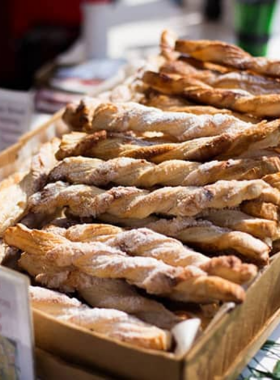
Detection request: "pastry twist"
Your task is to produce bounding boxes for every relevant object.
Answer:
[30,286,171,351]
[74,253,245,303]
[143,71,280,117]
[56,116,280,163]
[82,101,252,141]
[0,139,59,237]
[5,224,245,303]
[160,60,280,95]
[142,93,259,123]
[28,180,270,220]
[146,217,269,265]
[175,39,280,78]
[49,155,280,188]
[200,209,280,241]
[36,271,181,330]
[63,223,258,282]
[56,130,234,163]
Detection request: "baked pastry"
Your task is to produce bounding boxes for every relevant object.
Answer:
[49,156,280,188]
[60,223,258,282]
[142,93,260,123]
[160,58,280,96]
[147,217,269,265]
[200,209,280,241]
[30,286,171,351]
[5,224,245,303]
[38,271,181,330]
[56,130,234,163]
[55,116,280,162]
[73,101,254,141]
[0,139,59,237]
[175,39,280,77]
[28,180,271,219]
[143,71,280,118]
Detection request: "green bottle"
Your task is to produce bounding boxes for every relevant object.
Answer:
[234,0,276,56]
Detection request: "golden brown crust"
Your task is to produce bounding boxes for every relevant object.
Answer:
[62,100,257,141]
[175,39,280,77]
[49,156,280,188]
[55,125,280,164]
[6,224,245,303]
[28,180,269,219]
[241,201,280,221]
[30,286,171,351]
[147,217,269,266]
[61,272,181,330]
[142,93,259,123]
[0,139,60,237]
[75,254,245,303]
[263,172,280,190]
[160,29,179,61]
[160,60,280,95]
[143,71,280,117]
[64,223,257,284]
[201,209,280,241]
[63,98,101,131]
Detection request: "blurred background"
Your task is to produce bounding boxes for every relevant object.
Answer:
[0,0,279,112]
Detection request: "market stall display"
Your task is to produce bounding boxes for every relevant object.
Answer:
[1,30,280,379]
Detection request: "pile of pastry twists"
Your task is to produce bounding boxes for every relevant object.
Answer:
[2,30,280,352]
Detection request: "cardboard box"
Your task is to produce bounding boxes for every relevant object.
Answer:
[1,114,280,380]
[35,348,111,380]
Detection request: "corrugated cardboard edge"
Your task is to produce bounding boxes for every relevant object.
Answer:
[1,112,280,380]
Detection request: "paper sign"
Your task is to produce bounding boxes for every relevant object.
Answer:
[0,89,33,151]
[0,267,34,380]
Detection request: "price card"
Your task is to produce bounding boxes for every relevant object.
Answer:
[0,89,33,151]
[0,267,34,380]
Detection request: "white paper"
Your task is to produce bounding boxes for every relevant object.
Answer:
[0,89,33,151]
[172,318,201,357]
[0,267,34,380]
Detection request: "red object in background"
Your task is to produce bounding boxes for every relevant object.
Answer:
[0,0,85,88]
[0,0,114,89]
[11,0,82,39]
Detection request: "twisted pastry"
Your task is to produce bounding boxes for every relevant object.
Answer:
[200,209,280,241]
[19,249,180,330]
[64,223,258,283]
[49,155,280,188]
[241,201,280,222]
[0,138,59,237]
[36,271,181,330]
[28,180,269,219]
[5,224,245,303]
[142,93,259,123]
[96,211,277,246]
[74,254,245,303]
[62,97,101,132]
[147,217,269,266]
[143,71,280,117]
[56,131,234,163]
[56,115,280,163]
[160,29,229,74]
[17,238,181,330]
[77,101,253,141]
[263,172,280,191]
[19,252,72,276]
[175,39,280,77]
[160,29,179,61]
[30,286,171,351]
[160,60,280,95]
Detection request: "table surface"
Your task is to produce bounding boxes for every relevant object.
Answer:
[239,325,280,379]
